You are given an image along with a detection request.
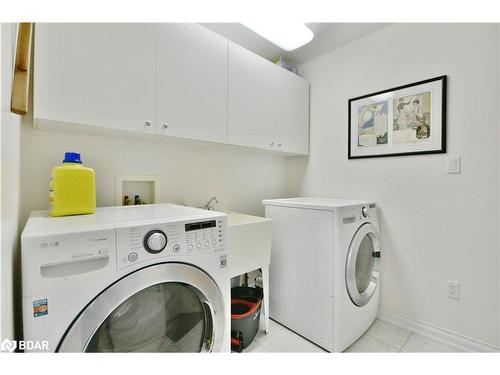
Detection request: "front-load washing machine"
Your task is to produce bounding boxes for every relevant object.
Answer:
[21,204,230,352]
[263,197,381,352]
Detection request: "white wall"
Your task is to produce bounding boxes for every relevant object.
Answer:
[20,127,288,227]
[287,24,500,345]
[0,23,21,341]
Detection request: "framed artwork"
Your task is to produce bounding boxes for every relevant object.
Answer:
[348,75,446,159]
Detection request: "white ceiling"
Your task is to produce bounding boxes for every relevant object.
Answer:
[202,23,390,65]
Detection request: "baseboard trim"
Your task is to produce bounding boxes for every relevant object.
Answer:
[378,307,500,352]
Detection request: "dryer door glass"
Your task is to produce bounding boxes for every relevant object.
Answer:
[355,236,375,294]
[57,263,225,352]
[346,223,381,307]
[85,282,212,352]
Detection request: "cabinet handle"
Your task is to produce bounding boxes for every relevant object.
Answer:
[270,142,274,146]
[162,123,169,129]
[144,120,151,127]
[278,143,282,147]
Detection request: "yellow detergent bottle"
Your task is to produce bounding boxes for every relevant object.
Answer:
[49,152,96,216]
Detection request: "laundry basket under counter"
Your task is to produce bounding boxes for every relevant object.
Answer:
[227,212,272,333]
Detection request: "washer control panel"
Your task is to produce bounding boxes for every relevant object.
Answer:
[341,203,378,226]
[116,216,226,270]
[185,220,223,252]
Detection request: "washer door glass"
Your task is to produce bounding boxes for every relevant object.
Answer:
[57,263,225,352]
[85,283,212,352]
[345,223,381,307]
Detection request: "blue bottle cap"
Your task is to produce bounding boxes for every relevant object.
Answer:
[62,152,82,164]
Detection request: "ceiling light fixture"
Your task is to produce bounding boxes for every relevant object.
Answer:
[242,23,314,51]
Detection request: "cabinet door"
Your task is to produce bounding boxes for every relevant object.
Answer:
[275,68,310,155]
[34,23,156,134]
[227,41,275,150]
[156,24,228,143]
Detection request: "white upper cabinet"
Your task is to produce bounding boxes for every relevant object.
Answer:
[227,41,309,155]
[34,23,309,155]
[34,23,156,134]
[275,68,310,155]
[156,24,228,143]
[228,42,275,150]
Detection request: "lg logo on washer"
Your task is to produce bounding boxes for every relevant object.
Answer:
[0,338,49,352]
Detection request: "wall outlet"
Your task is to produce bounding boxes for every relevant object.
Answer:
[446,280,460,300]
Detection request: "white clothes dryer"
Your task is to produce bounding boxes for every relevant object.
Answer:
[263,197,381,352]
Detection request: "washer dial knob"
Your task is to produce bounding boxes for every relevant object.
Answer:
[361,206,368,218]
[144,230,167,253]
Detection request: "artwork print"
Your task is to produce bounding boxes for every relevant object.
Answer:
[357,101,388,147]
[393,92,431,145]
[348,75,446,159]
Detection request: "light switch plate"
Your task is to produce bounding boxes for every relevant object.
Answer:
[446,156,461,174]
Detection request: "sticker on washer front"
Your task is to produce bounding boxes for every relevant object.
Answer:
[33,298,48,318]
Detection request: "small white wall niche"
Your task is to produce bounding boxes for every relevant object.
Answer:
[115,175,160,206]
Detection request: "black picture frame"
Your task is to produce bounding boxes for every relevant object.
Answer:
[348,75,447,159]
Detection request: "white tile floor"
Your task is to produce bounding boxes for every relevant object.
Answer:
[242,318,462,353]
